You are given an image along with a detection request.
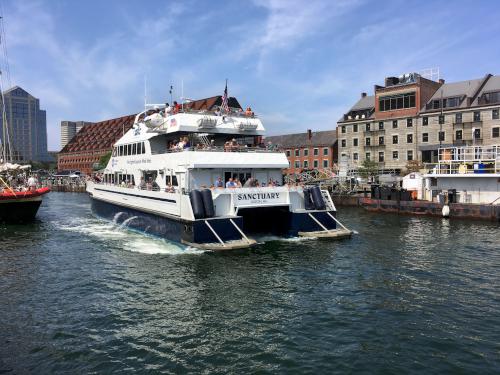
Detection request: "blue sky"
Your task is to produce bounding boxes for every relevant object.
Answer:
[2,0,500,150]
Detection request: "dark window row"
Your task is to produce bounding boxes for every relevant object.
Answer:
[113,142,146,157]
[379,92,416,111]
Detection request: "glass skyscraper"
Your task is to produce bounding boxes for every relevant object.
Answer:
[0,86,49,162]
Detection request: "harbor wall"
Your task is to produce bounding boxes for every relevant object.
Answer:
[332,195,500,222]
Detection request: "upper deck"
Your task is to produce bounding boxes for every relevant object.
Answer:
[426,144,500,176]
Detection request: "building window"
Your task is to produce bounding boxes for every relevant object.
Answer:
[455,113,462,124]
[304,149,309,157]
[365,152,371,160]
[303,160,309,168]
[423,116,428,126]
[422,133,428,142]
[473,111,481,122]
[392,120,398,128]
[493,109,499,120]
[392,151,398,160]
[379,136,384,145]
[379,121,384,130]
[353,152,359,160]
[365,138,371,146]
[313,160,318,168]
[439,131,445,141]
[492,127,499,138]
[341,140,346,147]
[313,148,319,156]
[323,159,328,168]
[353,124,358,132]
[392,135,398,144]
[323,148,328,155]
[365,123,371,131]
[379,92,416,111]
[341,126,346,133]
[407,118,413,127]
[295,149,300,157]
[294,160,301,168]
[439,115,445,124]
[353,138,359,147]
[474,128,481,139]
[407,150,413,161]
[456,130,462,140]
[378,152,384,162]
[286,150,291,157]
[407,134,413,143]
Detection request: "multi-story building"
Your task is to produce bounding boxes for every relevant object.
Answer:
[58,114,135,174]
[264,130,337,175]
[0,86,49,162]
[337,73,500,173]
[60,121,93,149]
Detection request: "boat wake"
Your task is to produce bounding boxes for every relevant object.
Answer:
[56,216,205,255]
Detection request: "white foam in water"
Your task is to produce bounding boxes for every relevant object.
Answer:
[253,234,318,244]
[57,217,205,255]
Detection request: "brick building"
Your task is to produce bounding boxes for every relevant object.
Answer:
[58,114,135,174]
[264,130,337,175]
[337,73,500,173]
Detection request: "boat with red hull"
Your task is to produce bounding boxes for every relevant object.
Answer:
[0,187,50,223]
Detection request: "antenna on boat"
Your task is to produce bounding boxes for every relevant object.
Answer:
[181,79,184,112]
[144,75,147,111]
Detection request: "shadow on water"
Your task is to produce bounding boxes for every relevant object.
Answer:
[1,193,499,373]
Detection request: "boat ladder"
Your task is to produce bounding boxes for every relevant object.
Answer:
[308,211,351,234]
[320,189,336,211]
[204,219,252,248]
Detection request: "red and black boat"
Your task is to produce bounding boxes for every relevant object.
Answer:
[0,187,50,223]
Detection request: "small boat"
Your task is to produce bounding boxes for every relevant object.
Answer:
[0,187,50,223]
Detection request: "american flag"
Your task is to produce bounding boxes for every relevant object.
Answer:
[221,80,229,113]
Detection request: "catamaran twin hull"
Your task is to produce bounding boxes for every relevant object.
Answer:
[88,185,352,251]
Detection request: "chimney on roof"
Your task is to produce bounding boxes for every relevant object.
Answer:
[439,79,445,84]
[361,92,367,98]
[307,129,312,140]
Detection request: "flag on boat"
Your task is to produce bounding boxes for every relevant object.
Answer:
[221,80,229,113]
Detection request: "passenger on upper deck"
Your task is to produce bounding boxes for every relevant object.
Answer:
[139,177,146,190]
[173,101,181,114]
[245,107,254,117]
[164,103,172,117]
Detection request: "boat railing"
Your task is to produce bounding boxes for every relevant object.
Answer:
[151,146,281,155]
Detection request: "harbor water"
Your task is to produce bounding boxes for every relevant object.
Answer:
[1,193,499,373]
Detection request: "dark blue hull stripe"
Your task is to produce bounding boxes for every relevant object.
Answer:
[94,187,176,203]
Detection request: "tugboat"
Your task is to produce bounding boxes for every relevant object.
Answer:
[86,96,352,250]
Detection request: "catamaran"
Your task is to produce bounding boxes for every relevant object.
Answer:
[86,99,352,250]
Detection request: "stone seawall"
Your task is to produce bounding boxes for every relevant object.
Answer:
[332,195,500,222]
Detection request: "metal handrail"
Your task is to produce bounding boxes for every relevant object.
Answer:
[151,146,281,155]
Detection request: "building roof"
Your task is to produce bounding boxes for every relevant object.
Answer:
[59,114,135,153]
[264,130,337,148]
[182,96,242,111]
[350,95,375,111]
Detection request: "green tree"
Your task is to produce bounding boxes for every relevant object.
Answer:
[95,151,112,171]
[358,159,379,179]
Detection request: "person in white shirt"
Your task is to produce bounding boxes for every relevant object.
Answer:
[27,175,37,191]
[164,103,172,117]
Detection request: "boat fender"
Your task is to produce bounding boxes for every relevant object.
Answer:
[311,186,326,210]
[189,190,205,219]
[304,188,315,210]
[201,189,215,218]
[442,204,450,218]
